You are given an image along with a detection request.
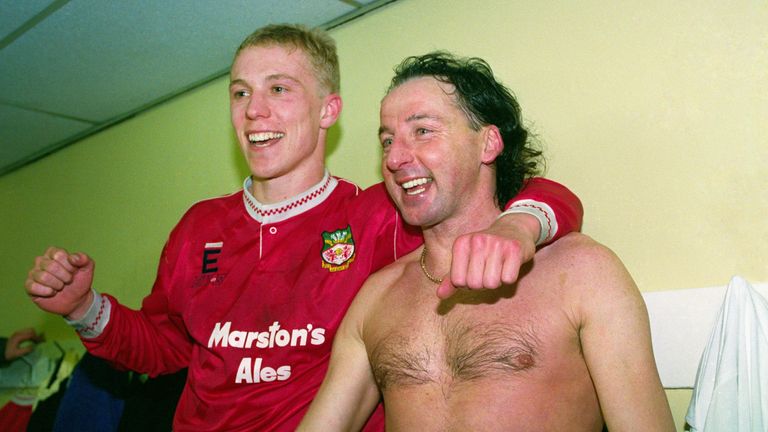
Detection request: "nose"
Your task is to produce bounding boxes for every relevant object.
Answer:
[384,137,413,172]
[246,92,270,119]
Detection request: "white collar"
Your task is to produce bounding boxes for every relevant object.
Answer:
[242,170,338,224]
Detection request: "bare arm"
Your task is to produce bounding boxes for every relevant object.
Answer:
[298,279,381,431]
[577,240,675,431]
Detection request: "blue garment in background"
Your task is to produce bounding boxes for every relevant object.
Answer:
[52,353,129,432]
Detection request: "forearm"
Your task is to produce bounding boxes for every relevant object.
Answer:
[590,314,674,430]
[503,177,583,245]
[580,246,674,431]
[73,293,190,376]
[299,306,380,431]
[298,376,379,432]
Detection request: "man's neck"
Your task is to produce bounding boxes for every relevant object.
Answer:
[249,167,325,205]
[421,205,501,269]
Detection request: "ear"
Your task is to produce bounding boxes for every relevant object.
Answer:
[480,125,503,164]
[319,93,343,129]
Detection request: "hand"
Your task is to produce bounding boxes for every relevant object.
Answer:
[4,328,44,361]
[438,213,538,299]
[25,247,96,320]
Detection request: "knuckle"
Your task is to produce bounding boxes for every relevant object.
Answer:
[501,269,519,285]
[469,235,488,250]
[40,259,55,273]
[466,275,482,290]
[500,243,521,259]
[452,236,469,253]
[38,272,62,289]
[27,282,43,297]
[484,274,501,289]
[508,240,523,253]
[449,272,465,288]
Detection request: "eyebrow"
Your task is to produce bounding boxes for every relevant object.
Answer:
[378,113,442,136]
[229,74,302,88]
[229,78,248,89]
[265,73,301,84]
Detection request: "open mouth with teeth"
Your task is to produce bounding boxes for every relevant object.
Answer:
[401,177,432,195]
[247,131,285,147]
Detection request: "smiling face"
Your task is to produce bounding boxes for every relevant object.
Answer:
[229,44,340,200]
[379,77,501,228]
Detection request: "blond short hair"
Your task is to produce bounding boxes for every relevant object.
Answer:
[235,23,340,95]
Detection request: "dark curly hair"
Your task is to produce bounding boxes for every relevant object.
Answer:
[387,52,544,207]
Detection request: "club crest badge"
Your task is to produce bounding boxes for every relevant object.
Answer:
[321,225,356,272]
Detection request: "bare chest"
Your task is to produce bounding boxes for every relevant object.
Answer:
[362,273,601,431]
[364,273,580,391]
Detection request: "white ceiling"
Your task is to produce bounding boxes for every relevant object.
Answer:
[0,0,392,177]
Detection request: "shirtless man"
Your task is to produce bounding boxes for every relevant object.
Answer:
[299,52,675,431]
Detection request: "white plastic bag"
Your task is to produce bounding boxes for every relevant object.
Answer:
[686,276,768,431]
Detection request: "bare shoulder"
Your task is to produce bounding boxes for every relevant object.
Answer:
[351,249,419,308]
[369,249,418,287]
[538,233,626,275]
[535,233,639,302]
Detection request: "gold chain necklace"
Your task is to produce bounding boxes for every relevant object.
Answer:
[420,247,443,284]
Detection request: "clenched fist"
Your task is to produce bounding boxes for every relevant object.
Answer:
[25,247,95,320]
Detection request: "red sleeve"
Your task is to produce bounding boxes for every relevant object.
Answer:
[81,229,192,377]
[357,182,423,267]
[505,177,584,244]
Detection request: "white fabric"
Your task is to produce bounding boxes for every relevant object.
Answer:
[64,290,111,338]
[643,283,768,388]
[499,199,557,246]
[686,276,768,431]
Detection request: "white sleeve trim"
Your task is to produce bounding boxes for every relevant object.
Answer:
[64,290,111,339]
[498,199,558,246]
